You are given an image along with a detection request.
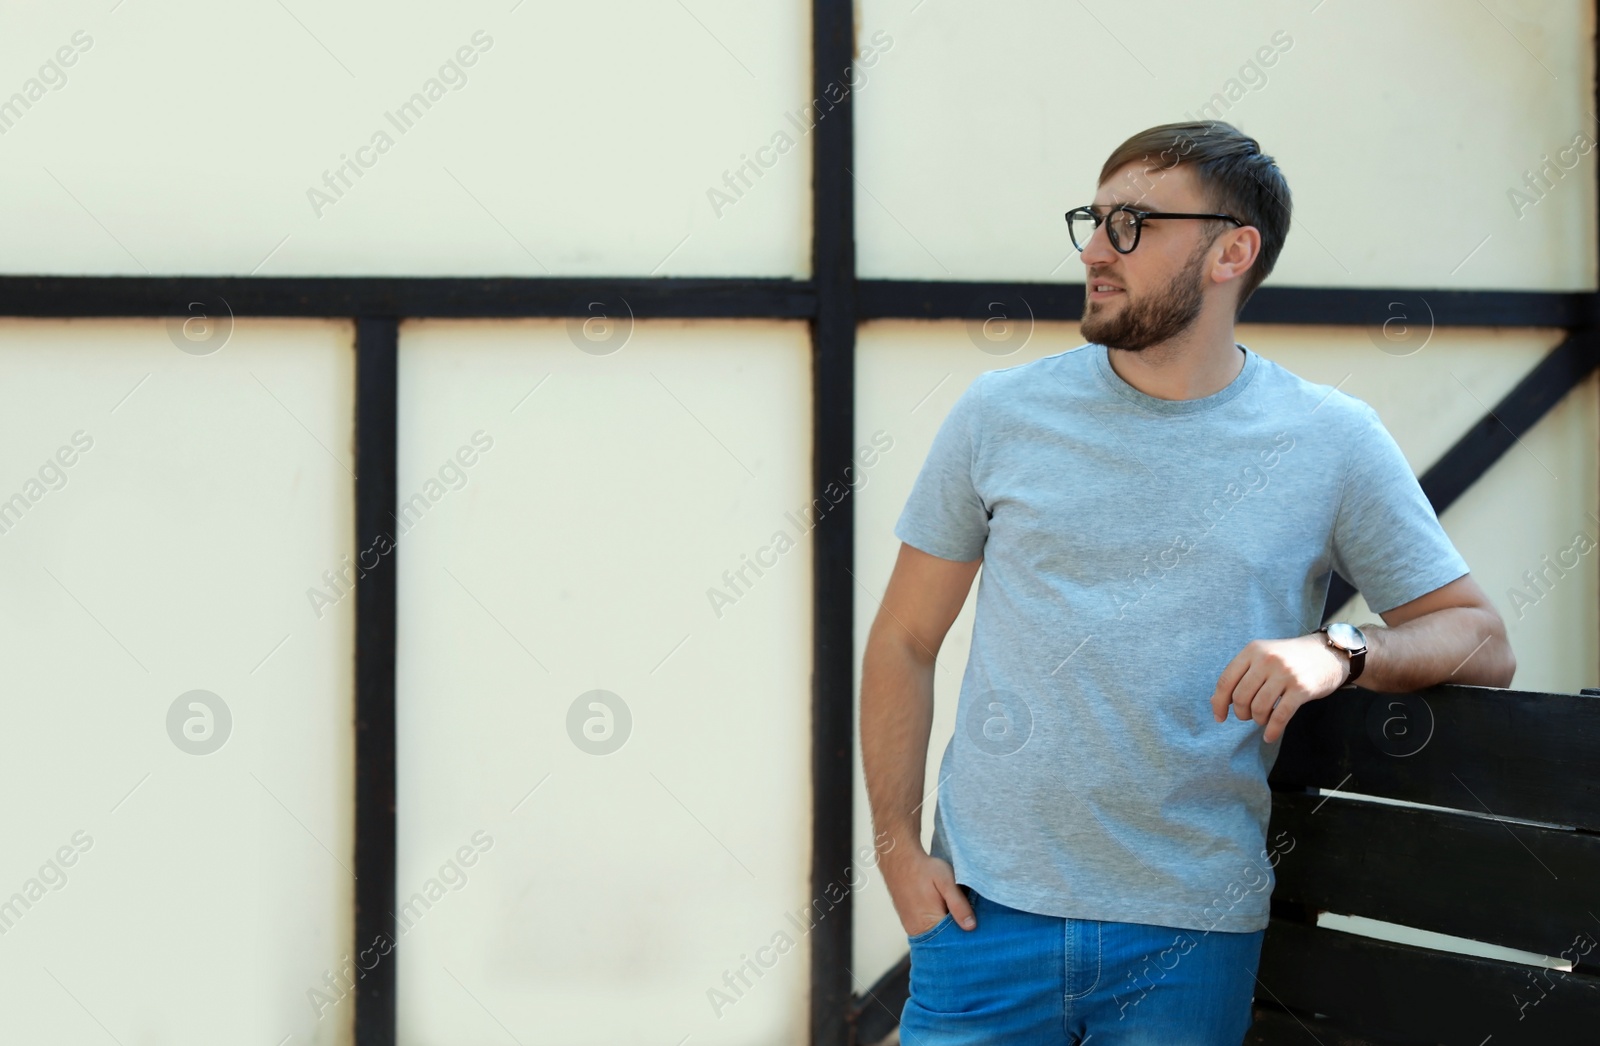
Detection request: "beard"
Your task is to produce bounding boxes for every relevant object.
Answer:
[1080,240,1210,352]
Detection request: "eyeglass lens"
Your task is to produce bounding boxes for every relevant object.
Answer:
[1068,208,1138,252]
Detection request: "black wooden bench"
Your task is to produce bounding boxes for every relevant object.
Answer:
[853,682,1600,1045]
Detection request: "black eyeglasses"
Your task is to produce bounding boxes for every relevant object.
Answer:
[1064,204,1243,254]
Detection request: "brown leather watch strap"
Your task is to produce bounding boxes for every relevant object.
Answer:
[1345,646,1365,686]
[1319,625,1367,688]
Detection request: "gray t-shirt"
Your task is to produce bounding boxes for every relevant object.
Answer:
[893,342,1469,934]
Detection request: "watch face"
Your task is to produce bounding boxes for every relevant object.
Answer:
[1326,622,1365,651]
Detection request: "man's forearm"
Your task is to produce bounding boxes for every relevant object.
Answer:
[1356,606,1515,691]
[860,631,937,859]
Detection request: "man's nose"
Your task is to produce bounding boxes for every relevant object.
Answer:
[1078,221,1116,267]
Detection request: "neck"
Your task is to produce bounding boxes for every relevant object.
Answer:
[1104,307,1244,401]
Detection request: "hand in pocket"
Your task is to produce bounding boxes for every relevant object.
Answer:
[883,851,976,938]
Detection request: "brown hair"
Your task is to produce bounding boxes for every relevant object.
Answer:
[1098,121,1291,312]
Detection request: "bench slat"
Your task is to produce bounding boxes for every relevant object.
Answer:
[1257,917,1600,1045]
[1266,790,1600,963]
[1268,684,1600,831]
[1246,1006,1398,1046]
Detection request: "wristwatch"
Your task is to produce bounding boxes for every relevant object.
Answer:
[1317,622,1367,687]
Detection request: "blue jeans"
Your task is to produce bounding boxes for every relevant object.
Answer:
[899,885,1264,1045]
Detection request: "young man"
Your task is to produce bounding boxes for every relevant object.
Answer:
[859,121,1515,1045]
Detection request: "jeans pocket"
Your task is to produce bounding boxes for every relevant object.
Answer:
[906,885,975,944]
[906,910,955,944]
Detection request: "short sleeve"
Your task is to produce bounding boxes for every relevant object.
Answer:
[893,373,990,562]
[1330,403,1470,613]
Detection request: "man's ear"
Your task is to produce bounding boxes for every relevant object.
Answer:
[1209,225,1262,287]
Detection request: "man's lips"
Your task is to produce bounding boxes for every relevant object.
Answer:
[1087,281,1124,300]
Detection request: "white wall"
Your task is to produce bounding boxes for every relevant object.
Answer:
[0,318,356,1045]
[394,319,813,1046]
[856,0,1596,290]
[0,0,810,278]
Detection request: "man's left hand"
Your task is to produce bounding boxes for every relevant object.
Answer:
[1211,634,1351,744]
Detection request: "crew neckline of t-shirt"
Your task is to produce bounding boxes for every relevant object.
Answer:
[1092,342,1259,415]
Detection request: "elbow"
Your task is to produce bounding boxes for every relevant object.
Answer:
[1451,606,1515,688]
[1494,638,1517,688]
[1484,612,1517,688]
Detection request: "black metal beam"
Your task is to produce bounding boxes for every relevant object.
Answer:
[0,273,1590,330]
[859,280,1597,329]
[810,2,857,1045]
[0,276,814,319]
[1240,287,1594,329]
[1321,326,1600,621]
[1421,327,1600,511]
[353,317,398,1046]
